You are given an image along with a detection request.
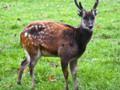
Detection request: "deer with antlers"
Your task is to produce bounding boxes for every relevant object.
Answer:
[17,0,99,90]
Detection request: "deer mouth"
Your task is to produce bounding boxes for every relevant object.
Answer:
[88,26,93,29]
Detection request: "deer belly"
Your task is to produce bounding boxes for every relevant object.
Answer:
[41,48,58,57]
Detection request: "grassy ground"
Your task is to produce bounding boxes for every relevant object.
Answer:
[0,0,120,90]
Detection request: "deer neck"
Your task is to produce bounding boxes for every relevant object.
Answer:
[75,25,93,47]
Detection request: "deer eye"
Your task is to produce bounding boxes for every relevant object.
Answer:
[83,17,88,20]
[91,17,95,20]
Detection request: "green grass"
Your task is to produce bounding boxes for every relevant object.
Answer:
[0,0,120,90]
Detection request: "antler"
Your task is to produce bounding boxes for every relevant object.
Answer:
[74,0,84,10]
[92,0,99,10]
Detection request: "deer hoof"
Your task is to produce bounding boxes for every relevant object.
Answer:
[64,86,68,90]
[32,84,35,88]
[75,86,78,90]
[17,81,21,85]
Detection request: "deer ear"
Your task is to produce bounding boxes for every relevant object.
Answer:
[77,10,85,17]
[77,10,82,16]
[91,9,97,16]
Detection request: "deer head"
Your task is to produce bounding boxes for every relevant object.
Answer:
[75,0,99,30]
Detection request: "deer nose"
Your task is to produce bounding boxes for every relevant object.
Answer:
[88,26,93,29]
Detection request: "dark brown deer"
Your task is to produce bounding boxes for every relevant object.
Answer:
[17,0,99,90]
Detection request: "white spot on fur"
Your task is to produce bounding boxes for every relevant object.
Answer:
[42,24,45,28]
[35,25,38,30]
[28,34,31,38]
[40,40,43,43]
[39,25,41,28]
[51,27,53,29]
[38,39,41,42]
[29,26,34,30]
[24,32,28,37]
[34,36,37,39]
[46,25,50,29]
[44,29,47,31]
[40,31,44,34]
[42,43,47,48]
[47,26,50,30]
[25,28,28,31]
[41,36,45,39]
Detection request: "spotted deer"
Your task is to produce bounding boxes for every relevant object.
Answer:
[17,0,99,90]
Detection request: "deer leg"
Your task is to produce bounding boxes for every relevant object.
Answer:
[61,61,69,90]
[17,51,30,85]
[70,60,78,90]
[29,63,35,88]
[29,49,40,88]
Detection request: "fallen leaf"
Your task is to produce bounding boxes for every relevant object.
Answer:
[47,59,50,62]
[60,20,64,22]
[91,39,94,41]
[18,68,27,74]
[96,26,100,29]
[50,75,53,79]
[7,4,11,7]
[0,16,3,18]
[75,24,80,28]
[0,48,1,54]
[14,33,17,37]
[105,37,108,40]
[17,18,21,21]
[48,75,54,80]
[48,75,57,82]
[114,9,119,11]
[87,51,90,54]
[28,8,32,10]
[118,42,120,45]
[23,69,27,74]
[2,7,7,10]
[2,4,11,10]
[57,5,59,8]
[6,84,12,88]
[2,44,6,47]
[9,40,13,43]
[48,77,50,80]
[50,63,59,67]
[92,58,99,61]
[17,68,20,72]
[41,14,47,17]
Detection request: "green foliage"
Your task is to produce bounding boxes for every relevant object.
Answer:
[0,0,120,90]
